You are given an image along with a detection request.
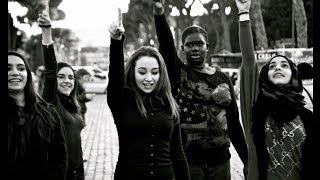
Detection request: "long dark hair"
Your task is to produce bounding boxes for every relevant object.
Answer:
[8,51,60,160]
[124,46,179,119]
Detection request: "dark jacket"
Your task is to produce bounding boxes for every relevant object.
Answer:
[239,20,315,180]
[8,97,68,180]
[107,38,190,180]
[42,44,85,179]
[154,14,248,166]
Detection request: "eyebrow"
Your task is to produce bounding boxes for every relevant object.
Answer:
[137,67,159,69]
[8,63,25,66]
[185,41,205,44]
[269,60,289,64]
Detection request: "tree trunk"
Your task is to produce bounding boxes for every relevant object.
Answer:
[251,0,268,49]
[293,0,308,47]
[220,4,231,52]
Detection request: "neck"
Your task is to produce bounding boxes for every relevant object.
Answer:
[187,62,205,70]
[9,92,25,107]
[188,63,215,75]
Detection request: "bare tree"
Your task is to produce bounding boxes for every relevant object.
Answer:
[293,0,308,47]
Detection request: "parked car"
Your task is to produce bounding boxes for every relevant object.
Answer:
[73,66,109,94]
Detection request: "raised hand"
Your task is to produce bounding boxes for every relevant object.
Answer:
[108,8,125,40]
[37,0,51,28]
[153,0,165,15]
[235,0,251,13]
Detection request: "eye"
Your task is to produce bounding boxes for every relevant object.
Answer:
[17,66,26,71]
[268,64,276,70]
[196,42,204,47]
[138,70,146,75]
[57,74,65,79]
[152,70,159,75]
[281,64,289,68]
[68,75,75,80]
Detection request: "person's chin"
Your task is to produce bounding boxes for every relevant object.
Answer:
[187,58,204,66]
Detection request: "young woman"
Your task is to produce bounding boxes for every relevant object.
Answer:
[8,51,68,180]
[38,9,85,180]
[235,0,314,179]
[107,12,191,180]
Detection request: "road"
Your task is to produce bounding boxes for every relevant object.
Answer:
[81,94,244,180]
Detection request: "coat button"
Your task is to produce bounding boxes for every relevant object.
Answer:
[150,171,154,175]
[150,153,154,157]
[150,144,154,147]
[150,113,154,116]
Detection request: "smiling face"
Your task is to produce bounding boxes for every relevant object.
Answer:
[267,56,292,85]
[134,56,160,93]
[57,67,75,96]
[8,55,28,93]
[182,33,208,69]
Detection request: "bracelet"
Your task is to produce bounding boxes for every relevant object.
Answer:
[39,24,51,28]
[238,11,249,16]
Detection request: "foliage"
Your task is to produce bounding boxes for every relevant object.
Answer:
[9,0,65,23]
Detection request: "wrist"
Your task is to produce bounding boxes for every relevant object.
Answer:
[110,35,122,41]
[239,12,250,21]
[153,8,164,16]
[238,11,249,16]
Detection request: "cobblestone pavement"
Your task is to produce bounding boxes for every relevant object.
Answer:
[81,95,244,180]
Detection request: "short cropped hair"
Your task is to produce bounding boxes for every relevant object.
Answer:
[181,25,208,44]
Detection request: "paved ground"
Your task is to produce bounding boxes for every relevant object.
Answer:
[81,94,244,180]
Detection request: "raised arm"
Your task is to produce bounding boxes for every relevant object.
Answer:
[107,8,125,120]
[235,0,259,179]
[37,2,58,104]
[236,0,259,136]
[153,0,180,82]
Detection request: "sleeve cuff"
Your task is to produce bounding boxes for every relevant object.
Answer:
[239,14,250,21]
[42,40,54,47]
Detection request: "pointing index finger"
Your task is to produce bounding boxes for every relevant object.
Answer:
[41,0,50,15]
[118,8,122,26]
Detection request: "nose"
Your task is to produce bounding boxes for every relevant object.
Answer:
[145,73,153,81]
[9,68,19,76]
[275,65,281,71]
[191,45,199,50]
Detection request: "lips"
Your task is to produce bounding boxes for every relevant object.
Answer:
[143,83,153,89]
[273,73,284,77]
[9,78,22,82]
[190,53,201,59]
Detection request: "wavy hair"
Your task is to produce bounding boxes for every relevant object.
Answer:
[124,46,180,120]
[8,51,61,159]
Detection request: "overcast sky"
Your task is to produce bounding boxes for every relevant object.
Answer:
[9,0,208,47]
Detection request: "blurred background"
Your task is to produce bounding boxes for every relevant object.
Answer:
[8,0,313,95]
